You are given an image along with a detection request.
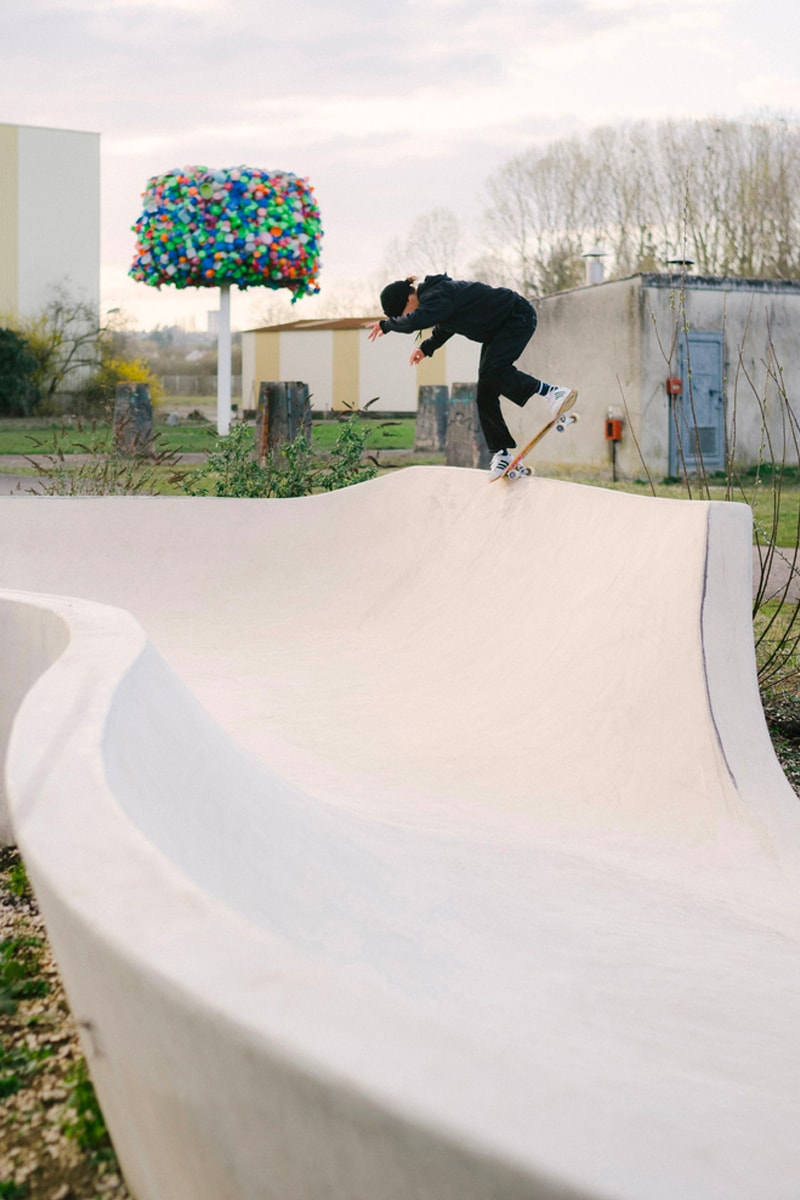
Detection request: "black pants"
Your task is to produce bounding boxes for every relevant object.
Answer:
[476,299,544,452]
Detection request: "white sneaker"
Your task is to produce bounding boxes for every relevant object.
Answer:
[544,385,578,418]
[488,448,513,480]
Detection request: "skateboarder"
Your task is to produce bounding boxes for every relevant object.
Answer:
[366,274,576,479]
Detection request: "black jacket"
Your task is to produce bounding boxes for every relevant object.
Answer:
[379,274,529,356]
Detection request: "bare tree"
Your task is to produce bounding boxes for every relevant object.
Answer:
[9,287,105,402]
[482,115,800,292]
[481,151,546,294]
[252,275,382,325]
[482,136,602,295]
[382,208,462,277]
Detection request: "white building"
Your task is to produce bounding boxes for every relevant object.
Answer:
[242,316,480,414]
[0,122,100,321]
[244,275,800,480]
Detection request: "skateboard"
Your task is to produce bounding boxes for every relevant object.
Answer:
[492,390,579,481]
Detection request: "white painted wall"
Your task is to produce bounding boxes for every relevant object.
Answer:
[15,124,100,317]
[240,328,256,408]
[0,596,68,843]
[359,326,418,411]
[443,333,480,389]
[280,329,334,410]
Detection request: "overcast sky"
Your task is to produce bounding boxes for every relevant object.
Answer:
[3,0,799,330]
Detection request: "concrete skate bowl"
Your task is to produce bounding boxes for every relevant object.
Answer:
[2,466,800,1200]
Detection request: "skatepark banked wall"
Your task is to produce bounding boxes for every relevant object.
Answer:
[2,468,800,1200]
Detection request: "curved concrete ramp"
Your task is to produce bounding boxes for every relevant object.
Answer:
[2,467,800,1200]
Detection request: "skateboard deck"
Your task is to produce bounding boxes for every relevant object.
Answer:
[492,390,579,482]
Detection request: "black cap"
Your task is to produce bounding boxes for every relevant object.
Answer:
[380,279,413,318]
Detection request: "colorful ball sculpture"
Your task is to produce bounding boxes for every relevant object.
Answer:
[129,166,323,300]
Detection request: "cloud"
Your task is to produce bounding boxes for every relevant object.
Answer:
[739,75,800,110]
[4,0,798,328]
[105,135,175,157]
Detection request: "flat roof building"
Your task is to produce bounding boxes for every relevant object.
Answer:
[242,316,480,414]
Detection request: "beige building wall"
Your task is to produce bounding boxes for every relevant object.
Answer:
[416,345,445,388]
[333,330,360,411]
[513,278,644,478]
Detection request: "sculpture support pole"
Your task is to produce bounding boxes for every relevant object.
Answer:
[217,283,232,436]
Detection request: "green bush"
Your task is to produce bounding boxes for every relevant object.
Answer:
[75,356,163,417]
[62,1058,116,1160]
[183,415,377,499]
[0,328,40,417]
[0,937,49,1015]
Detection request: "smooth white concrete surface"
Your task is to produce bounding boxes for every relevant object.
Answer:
[2,467,800,1200]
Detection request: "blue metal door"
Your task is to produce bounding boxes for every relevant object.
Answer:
[669,332,725,477]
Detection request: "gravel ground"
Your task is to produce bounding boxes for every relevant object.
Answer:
[0,848,131,1200]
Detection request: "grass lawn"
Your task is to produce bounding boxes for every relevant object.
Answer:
[0,415,417,457]
[312,415,416,452]
[0,419,217,456]
[577,475,800,548]
[755,601,800,790]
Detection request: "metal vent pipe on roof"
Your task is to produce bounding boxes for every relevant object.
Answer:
[582,248,607,286]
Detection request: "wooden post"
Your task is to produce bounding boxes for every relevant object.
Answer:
[256,382,311,460]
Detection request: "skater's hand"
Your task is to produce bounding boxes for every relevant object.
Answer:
[409,348,425,366]
[366,321,384,341]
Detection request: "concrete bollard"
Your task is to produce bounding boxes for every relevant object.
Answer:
[114,382,153,456]
[445,383,490,469]
[415,385,449,452]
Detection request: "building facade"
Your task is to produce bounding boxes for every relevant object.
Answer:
[0,122,100,320]
[511,273,800,479]
[242,316,480,414]
[243,276,800,479]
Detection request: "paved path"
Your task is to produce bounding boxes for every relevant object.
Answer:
[0,473,33,495]
[754,545,800,601]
